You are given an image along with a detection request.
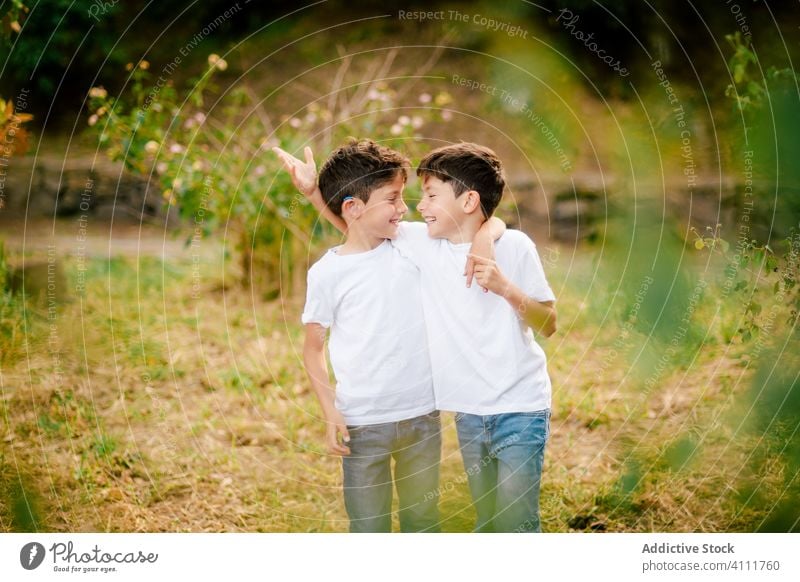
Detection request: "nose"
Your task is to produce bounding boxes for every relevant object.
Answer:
[417,198,426,212]
[399,198,408,214]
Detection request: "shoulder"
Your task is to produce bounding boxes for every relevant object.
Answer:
[498,228,537,252]
[306,248,338,281]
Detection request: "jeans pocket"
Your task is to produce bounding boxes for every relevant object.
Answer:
[454,412,465,423]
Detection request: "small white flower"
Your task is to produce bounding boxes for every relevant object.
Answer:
[411,116,423,129]
[418,93,432,104]
[169,143,184,154]
[88,114,98,126]
[441,110,453,121]
[398,115,410,126]
[193,112,206,123]
[255,165,266,176]
[367,89,381,101]
[144,140,159,154]
[192,160,204,171]
[390,123,403,135]
[156,162,168,174]
[289,117,302,128]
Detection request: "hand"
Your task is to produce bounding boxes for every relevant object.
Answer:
[465,235,495,292]
[272,145,318,198]
[324,409,351,456]
[467,254,510,297]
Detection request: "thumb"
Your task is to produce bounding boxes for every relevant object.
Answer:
[340,424,350,443]
[304,146,315,165]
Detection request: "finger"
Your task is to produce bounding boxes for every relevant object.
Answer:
[274,151,297,171]
[467,253,492,264]
[272,147,292,163]
[329,442,350,456]
[326,431,348,455]
[303,146,315,166]
[464,259,474,287]
[339,425,351,443]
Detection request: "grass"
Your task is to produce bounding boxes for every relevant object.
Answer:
[0,241,796,533]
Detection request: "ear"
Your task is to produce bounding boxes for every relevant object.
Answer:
[342,197,364,219]
[461,190,482,214]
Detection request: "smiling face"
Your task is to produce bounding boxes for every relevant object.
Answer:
[347,172,408,240]
[417,174,474,240]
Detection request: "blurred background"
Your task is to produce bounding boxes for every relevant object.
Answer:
[1,0,799,532]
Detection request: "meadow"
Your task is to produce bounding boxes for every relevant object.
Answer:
[2,222,792,533]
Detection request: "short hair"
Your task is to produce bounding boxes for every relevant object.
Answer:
[417,142,505,218]
[318,139,409,217]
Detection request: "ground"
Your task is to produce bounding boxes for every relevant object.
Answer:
[0,220,787,532]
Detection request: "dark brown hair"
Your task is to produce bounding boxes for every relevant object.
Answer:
[417,142,505,217]
[318,139,409,217]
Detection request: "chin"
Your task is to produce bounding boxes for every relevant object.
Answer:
[382,224,400,239]
[424,222,441,239]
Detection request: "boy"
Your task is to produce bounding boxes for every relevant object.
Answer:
[283,140,503,533]
[279,142,557,533]
[398,143,557,533]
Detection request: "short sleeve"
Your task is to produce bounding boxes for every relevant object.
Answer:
[392,221,435,268]
[301,263,334,328]
[517,237,556,303]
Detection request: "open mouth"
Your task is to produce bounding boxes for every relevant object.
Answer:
[389,218,400,225]
[423,217,437,224]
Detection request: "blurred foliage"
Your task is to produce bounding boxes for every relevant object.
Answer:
[0,94,33,164]
[86,53,452,295]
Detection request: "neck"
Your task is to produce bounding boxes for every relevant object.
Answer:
[445,217,484,244]
[339,226,385,254]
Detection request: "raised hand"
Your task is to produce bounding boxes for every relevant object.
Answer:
[272,145,318,198]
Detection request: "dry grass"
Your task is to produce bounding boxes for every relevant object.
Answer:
[0,241,790,533]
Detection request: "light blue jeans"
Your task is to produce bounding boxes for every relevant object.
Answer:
[342,411,441,532]
[455,410,550,532]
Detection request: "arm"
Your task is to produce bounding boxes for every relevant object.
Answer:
[302,323,351,455]
[467,254,558,337]
[273,146,347,233]
[465,217,507,289]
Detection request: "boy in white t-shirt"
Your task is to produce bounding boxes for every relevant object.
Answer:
[277,140,503,532]
[394,143,558,532]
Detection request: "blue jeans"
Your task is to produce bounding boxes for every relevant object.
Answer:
[455,410,550,532]
[342,411,442,532]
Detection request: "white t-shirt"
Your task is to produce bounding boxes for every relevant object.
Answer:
[393,222,556,415]
[301,240,436,425]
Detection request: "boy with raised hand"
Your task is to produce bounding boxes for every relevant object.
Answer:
[278,139,503,533]
[278,141,557,533]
